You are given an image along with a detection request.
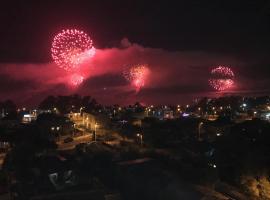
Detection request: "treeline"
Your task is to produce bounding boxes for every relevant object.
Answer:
[39,94,101,114]
[0,99,17,119]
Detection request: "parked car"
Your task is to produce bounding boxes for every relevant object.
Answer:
[64,137,74,143]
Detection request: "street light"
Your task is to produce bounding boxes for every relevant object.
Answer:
[94,122,98,142]
[136,133,143,147]
[80,107,84,115]
[85,117,89,128]
[198,122,204,141]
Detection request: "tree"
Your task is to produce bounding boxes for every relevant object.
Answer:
[3,124,57,175]
[38,96,57,110]
[214,119,270,191]
[38,95,100,114]
[134,102,144,113]
[0,99,17,119]
[241,174,270,199]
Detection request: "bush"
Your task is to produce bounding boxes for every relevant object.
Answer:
[241,174,270,199]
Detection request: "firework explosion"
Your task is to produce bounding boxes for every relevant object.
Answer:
[209,66,235,91]
[124,64,150,92]
[70,74,84,86]
[51,29,95,71]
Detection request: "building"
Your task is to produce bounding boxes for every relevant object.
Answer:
[22,113,37,124]
[82,112,96,130]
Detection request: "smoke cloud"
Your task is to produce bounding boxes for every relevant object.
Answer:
[0,38,269,106]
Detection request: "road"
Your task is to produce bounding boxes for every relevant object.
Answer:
[57,134,93,150]
[0,153,7,169]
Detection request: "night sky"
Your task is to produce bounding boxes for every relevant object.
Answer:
[0,0,270,106]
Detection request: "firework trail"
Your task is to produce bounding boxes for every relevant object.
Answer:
[123,64,150,92]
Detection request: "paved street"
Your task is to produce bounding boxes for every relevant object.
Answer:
[57,134,92,150]
[0,153,6,169]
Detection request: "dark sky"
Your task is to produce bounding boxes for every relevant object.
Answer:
[0,0,270,106]
[1,0,270,62]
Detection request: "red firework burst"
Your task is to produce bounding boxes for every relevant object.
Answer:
[209,66,235,91]
[51,29,95,71]
[123,64,150,92]
[70,74,84,87]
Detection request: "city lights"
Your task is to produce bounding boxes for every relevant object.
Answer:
[1,2,270,200]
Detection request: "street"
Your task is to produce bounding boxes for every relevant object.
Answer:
[57,134,92,150]
[0,153,6,169]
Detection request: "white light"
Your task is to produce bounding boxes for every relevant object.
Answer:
[182,113,190,117]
